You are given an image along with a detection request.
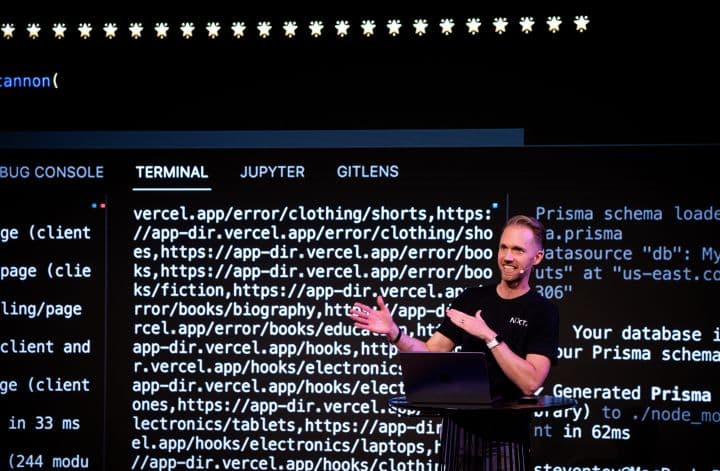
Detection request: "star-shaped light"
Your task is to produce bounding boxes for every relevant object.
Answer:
[2,23,15,39]
[361,20,376,37]
[466,18,481,35]
[129,22,143,39]
[519,17,534,34]
[309,20,323,37]
[335,20,349,37]
[27,23,41,39]
[547,16,562,33]
[257,21,271,38]
[78,23,92,39]
[180,22,194,38]
[283,21,297,37]
[387,19,401,36]
[52,23,67,39]
[231,21,246,38]
[154,22,169,39]
[413,19,428,36]
[574,15,589,32]
[439,18,454,35]
[206,21,220,38]
[103,23,118,39]
[493,17,508,34]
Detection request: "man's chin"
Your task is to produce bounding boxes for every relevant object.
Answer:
[501,273,522,284]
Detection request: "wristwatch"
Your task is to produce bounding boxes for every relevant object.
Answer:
[486,335,503,350]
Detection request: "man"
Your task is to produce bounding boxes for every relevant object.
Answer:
[350,215,560,469]
[349,214,559,399]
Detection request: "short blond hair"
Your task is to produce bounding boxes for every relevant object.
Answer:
[505,215,545,249]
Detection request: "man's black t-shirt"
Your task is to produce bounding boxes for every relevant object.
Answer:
[436,285,559,399]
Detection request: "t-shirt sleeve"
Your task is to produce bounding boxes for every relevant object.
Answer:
[527,299,560,364]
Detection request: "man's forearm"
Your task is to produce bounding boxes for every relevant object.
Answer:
[385,325,429,352]
[492,345,550,395]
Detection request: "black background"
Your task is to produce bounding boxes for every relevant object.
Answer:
[0,5,716,145]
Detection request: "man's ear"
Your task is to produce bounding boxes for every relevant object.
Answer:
[533,250,544,265]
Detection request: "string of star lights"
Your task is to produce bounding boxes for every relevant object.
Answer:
[0,15,589,40]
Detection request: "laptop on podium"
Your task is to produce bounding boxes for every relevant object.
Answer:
[397,351,494,405]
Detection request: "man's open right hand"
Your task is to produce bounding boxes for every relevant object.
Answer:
[348,295,395,336]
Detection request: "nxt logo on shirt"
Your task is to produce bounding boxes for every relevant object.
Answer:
[509,317,528,326]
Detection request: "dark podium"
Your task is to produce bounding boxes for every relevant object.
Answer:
[389,395,577,471]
